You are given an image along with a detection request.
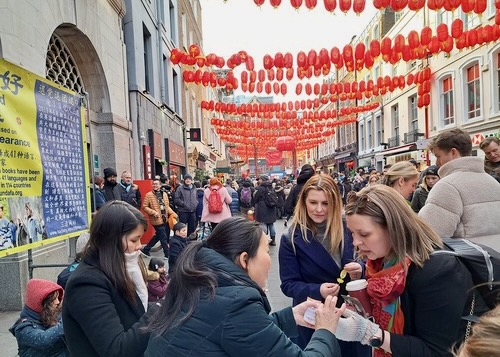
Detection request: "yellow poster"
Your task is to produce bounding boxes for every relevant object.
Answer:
[0,59,90,257]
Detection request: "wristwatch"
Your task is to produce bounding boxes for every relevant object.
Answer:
[369,329,385,348]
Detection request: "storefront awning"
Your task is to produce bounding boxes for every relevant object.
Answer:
[376,144,416,157]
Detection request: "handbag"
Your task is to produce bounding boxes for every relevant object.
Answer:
[167,214,177,230]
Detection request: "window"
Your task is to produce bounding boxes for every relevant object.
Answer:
[375,114,382,146]
[440,75,454,126]
[143,24,152,94]
[360,123,365,151]
[497,53,500,111]
[374,65,380,81]
[392,104,399,138]
[395,11,403,23]
[462,11,480,30]
[466,64,481,120]
[169,1,177,45]
[373,24,379,40]
[409,95,418,130]
[407,60,417,71]
[181,13,187,49]
[163,55,168,102]
[367,119,373,149]
[172,69,179,113]
[437,9,455,26]
[351,123,356,145]
[392,64,398,78]
[339,125,344,147]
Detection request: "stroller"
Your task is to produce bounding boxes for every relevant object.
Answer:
[195,222,212,241]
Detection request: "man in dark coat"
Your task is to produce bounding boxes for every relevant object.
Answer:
[254,175,278,246]
[102,167,121,202]
[119,171,142,209]
[284,164,315,220]
[237,178,255,215]
[174,174,198,236]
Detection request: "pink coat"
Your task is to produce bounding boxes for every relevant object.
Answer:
[201,185,232,223]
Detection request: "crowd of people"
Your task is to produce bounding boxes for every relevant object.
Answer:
[9,128,500,356]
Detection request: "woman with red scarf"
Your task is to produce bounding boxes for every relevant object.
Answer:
[336,185,484,357]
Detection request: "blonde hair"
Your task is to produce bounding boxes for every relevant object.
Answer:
[345,185,442,267]
[290,173,344,255]
[454,305,500,357]
[381,161,419,187]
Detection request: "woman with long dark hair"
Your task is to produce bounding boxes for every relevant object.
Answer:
[145,216,346,356]
[62,201,158,357]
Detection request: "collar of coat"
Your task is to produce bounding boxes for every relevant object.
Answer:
[438,156,485,178]
[196,247,272,313]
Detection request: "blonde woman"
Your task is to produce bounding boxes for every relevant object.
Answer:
[381,161,419,200]
[279,173,370,357]
[454,305,500,357]
[333,185,486,357]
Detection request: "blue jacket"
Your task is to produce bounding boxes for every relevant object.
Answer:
[229,190,239,215]
[145,247,342,357]
[196,188,204,218]
[10,306,69,357]
[278,224,369,357]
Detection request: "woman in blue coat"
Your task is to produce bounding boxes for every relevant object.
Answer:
[145,217,346,357]
[279,173,371,357]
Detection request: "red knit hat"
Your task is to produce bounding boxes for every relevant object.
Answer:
[25,279,63,313]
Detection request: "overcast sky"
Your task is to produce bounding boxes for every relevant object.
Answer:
[200,1,378,61]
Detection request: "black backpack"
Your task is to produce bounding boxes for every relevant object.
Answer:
[433,238,500,309]
[265,189,279,207]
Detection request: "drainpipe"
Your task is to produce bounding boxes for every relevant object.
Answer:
[156,0,166,103]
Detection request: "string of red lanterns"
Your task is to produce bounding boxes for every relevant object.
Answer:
[239,0,488,15]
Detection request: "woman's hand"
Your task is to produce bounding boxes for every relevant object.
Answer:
[320,282,340,299]
[343,262,363,281]
[315,295,346,335]
[292,299,321,328]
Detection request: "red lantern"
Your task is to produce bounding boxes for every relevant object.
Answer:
[305,83,312,95]
[286,68,294,80]
[291,0,304,9]
[353,0,366,14]
[268,69,275,81]
[451,18,464,39]
[391,0,408,12]
[269,0,283,7]
[284,52,294,68]
[461,0,474,13]
[297,51,307,68]
[324,0,337,11]
[281,83,287,95]
[421,27,432,46]
[258,69,265,82]
[408,0,425,10]
[254,0,265,5]
[307,50,317,68]
[305,0,318,9]
[276,68,284,81]
[339,0,352,13]
[381,37,392,56]
[274,52,284,68]
[263,54,274,70]
[437,23,449,42]
[474,0,487,14]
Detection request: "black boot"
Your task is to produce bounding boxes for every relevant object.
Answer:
[269,236,276,246]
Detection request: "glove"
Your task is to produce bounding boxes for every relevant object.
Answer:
[335,309,381,345]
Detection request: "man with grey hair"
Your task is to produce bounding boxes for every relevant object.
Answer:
[419,128,500,251]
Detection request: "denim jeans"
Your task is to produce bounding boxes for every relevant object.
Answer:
[142,224,170,258]
[261,223,276,237]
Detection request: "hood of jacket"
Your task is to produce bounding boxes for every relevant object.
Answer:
[10,306,41,336]
[196,247,271,313]
[297,165,315,184]
[259,181,273,189]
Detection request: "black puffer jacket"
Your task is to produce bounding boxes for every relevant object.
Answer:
[284,165,315,216]
[254,181,277,224]
[145,248,342,357]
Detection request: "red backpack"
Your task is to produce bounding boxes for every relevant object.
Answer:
[208,186,223,214]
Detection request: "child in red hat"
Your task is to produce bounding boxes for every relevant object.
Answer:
[10,279,68,356]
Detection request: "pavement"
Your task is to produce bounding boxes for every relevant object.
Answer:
[0,218,291,356]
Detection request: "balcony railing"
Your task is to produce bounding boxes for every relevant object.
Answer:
[388,135,400,148]
[403,129,424,144]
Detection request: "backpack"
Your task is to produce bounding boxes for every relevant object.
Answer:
[265,188,279,207]
[240,187,252,205]
[208,186,223,214]
[433,238,500,309]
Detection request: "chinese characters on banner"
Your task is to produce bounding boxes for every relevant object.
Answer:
[0,59,90,257]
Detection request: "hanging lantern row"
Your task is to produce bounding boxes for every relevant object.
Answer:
[204,101,380,122]
[247,0,488,14]
[175,20,499,83]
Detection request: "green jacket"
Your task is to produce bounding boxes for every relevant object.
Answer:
[145,248,341,357]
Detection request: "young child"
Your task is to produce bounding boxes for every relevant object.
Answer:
[147,258,168,302]
[10,279,69,356]
[168,222,189,273]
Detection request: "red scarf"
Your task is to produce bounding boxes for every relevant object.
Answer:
[366,257,411,357]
